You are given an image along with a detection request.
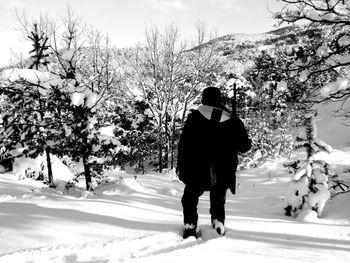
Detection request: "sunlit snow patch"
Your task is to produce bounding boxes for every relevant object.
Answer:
[94,178,154,195]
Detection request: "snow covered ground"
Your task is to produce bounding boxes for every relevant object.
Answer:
[0,100,349,263]
[0,147,349,263]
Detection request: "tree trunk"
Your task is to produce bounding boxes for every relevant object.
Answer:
[45,148,54,185]
[164,113,169,168]
[158,141,163,173]
[158,113,163,173]
[170,121,176,169]
[37,91,54,186]
[141,158,145,174]
[82,154,92,191]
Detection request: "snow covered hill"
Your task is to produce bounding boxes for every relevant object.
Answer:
[190,26,316,62]
[0,147,349,263]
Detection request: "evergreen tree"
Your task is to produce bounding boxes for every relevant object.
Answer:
[0,22,58,184]
[45,9,123,191]
[28,23,50,69]
[28,23,54,184]
[284,114,333,217]
[0,76,59,184]
[108,100,155,172]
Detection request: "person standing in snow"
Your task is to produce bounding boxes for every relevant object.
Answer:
[177,86,251,238]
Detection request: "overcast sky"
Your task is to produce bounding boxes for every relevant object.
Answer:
[0,0,284,67]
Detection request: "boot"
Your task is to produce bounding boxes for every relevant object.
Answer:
[212,219,225,236]
[183,223,199,239]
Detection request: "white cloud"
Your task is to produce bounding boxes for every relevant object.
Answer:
[2,0,25,9]
[137,0,190,12]
[207,0,242,11]
[222,2,234,9]
[231,5,243,12]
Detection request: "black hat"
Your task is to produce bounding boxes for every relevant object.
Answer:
[201,87,222,107]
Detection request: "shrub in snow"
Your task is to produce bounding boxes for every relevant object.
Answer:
[234,50,303,168]
[12,154,74,182]
[110,101,157,173]
[93,177,151,195]
[239,111,295,169]
[284,114,332,218]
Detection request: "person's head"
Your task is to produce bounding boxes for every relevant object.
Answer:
[201,86,222,108]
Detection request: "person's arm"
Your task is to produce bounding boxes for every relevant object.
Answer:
[177,111,196,183]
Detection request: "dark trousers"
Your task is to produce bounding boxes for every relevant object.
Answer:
[181,184,227,226]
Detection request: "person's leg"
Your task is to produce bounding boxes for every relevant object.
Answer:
[210,185,227,225]
[181,185,204,226]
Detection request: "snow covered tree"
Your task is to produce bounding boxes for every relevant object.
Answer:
[48,10,123,190]
[166,22,221,168]
[0,21,58,184]
[123,24,186,172]
[0,69,64,183]
[275,0,350,114]
[237,50,301,166]
[123,23,221,172]
[28,23,54,184]
[110,100,156,172]
[5,7,125,190]
[178,22,222,124]
[0,95,10,167]
[284,113,333,218]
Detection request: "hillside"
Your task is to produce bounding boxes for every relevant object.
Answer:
[193,26,317,55]
[188,26,320,76]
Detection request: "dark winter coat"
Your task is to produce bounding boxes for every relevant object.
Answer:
[177,105,251,193]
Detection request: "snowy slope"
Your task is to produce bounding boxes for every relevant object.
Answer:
[0,149,349,263]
